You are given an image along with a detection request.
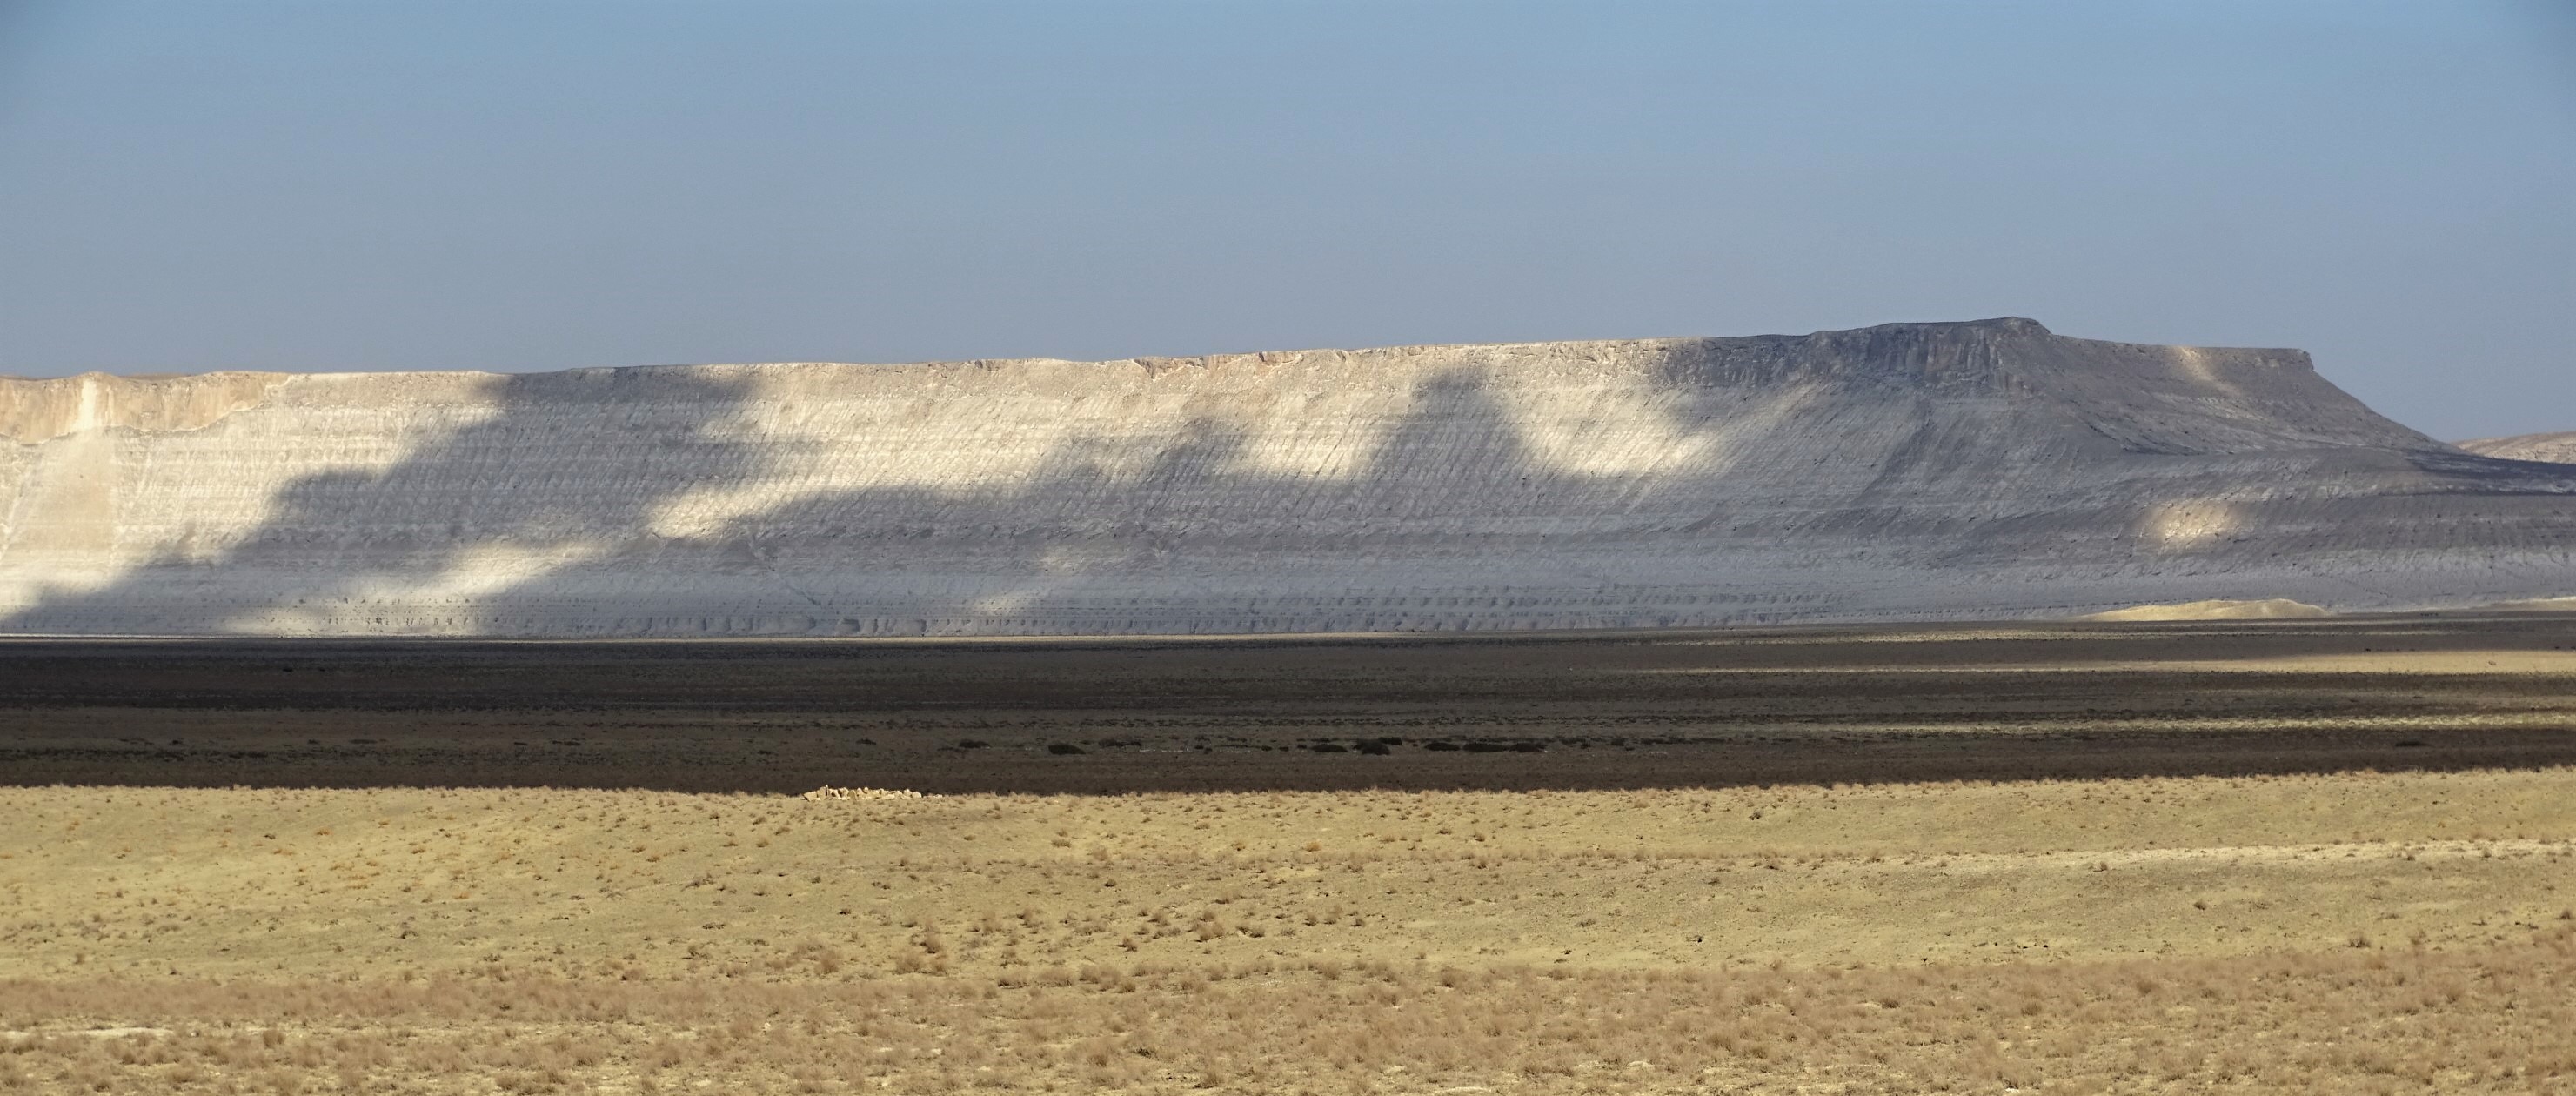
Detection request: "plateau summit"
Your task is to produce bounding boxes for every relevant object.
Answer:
[3,318,2569,636]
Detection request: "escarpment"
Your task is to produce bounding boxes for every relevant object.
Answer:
[0,371,299,444]
[2459,432,2576,465]
[3,319,2570,636]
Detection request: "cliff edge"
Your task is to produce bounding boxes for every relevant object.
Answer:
[3,319,2568,635]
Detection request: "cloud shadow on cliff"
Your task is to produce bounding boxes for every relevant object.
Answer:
[1,367,790,634]
[3,353,1872,636]
[7,329,2575,638]
[5,364,1626,635]
[564,370,1617,636]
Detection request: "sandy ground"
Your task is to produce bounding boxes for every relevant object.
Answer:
[8,774,2573,981]
[4,773,2572,1093]
[3,616,2573,1092]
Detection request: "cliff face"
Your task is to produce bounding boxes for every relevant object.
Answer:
[3,318,2569,636]
[2459,433,2576,465]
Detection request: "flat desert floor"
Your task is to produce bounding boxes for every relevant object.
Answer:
[3,614,2574,1093]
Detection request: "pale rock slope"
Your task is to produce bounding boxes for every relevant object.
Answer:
[2078,598,2332,622]
[3,318,2571,636]
[2458,432,2576,465]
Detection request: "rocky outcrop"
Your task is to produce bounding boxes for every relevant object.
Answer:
[2458,433,2576,465]
[3,318,2570,636]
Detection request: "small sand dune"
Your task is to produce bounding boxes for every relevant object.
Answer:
[2079,598,2331,622]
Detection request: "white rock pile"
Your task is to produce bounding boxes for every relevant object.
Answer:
[800,785,929,802]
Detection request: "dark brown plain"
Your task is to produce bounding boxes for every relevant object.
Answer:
[3,611,2573,793]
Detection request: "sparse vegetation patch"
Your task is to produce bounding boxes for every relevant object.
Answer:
[4,768,2573,1092]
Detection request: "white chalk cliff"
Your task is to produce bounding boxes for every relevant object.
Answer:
[3,318,2570,636]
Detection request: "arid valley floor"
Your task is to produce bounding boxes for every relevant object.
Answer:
[4,615,2574,1093]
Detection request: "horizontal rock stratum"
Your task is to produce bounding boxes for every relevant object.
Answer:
[3,318,2571,636]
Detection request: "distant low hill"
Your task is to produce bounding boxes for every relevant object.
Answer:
[3,318,2571,636]
[2458,432,2576,464]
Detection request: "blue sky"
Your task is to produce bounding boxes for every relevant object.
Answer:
[1,1,2568,438]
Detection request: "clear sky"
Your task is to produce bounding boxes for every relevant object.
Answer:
[1,1,2568,440]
